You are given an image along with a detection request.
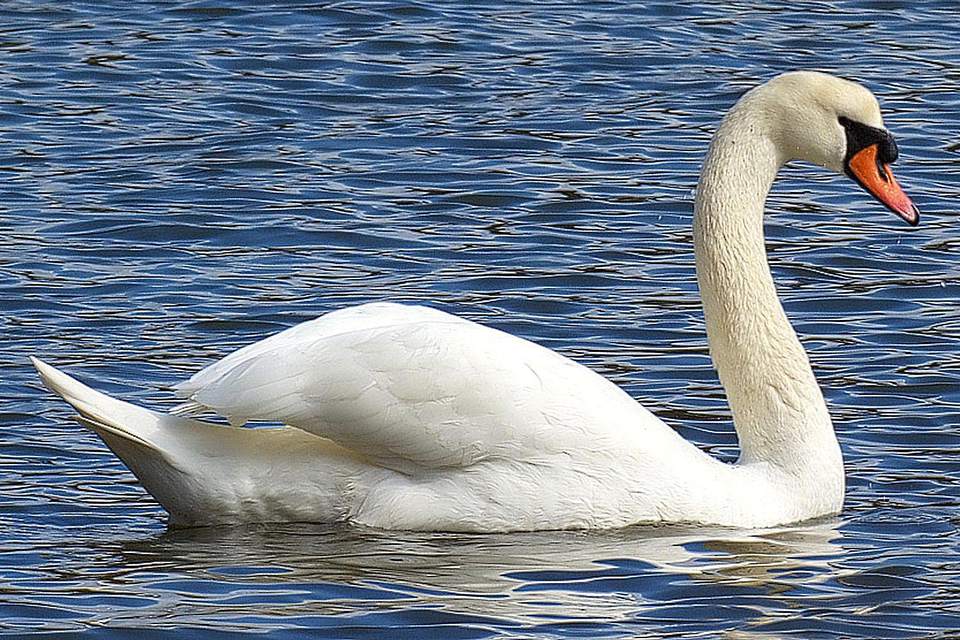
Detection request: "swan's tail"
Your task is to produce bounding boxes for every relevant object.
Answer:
[32,357,368,527]
[32,357,175,455]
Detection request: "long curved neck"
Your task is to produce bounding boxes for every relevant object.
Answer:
[693,103,840,473]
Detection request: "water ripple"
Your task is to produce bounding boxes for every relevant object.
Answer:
[2,0,959,637]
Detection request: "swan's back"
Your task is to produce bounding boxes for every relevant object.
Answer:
[173,303,687,474]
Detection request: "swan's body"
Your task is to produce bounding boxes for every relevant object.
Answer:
[34,71,918,531]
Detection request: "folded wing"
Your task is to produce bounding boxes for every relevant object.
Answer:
[173,302,670,473]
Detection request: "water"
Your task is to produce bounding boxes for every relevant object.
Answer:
[2,0,959,637]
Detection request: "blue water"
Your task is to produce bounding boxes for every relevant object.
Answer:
[2,1,959,637]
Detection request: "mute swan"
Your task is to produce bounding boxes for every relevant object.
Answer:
[33,71,918,532]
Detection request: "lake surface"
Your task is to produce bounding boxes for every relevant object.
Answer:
[2,0,959,637]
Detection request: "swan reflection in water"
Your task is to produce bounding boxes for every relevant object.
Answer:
[94,521,845,630]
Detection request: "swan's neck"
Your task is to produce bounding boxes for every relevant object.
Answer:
[693,103,841,476]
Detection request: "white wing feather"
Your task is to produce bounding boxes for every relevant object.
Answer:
[173,302,675,472]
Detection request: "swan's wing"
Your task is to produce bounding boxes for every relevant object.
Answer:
[173,302,673,472]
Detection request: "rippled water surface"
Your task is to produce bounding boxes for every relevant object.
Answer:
[3,1,959,637]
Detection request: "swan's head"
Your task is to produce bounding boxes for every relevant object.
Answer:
[752,71,918,225]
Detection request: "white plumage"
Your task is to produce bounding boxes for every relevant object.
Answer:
[174,303,674,472]
[34,71,917,531]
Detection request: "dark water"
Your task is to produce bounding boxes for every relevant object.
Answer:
[3,1,959,637]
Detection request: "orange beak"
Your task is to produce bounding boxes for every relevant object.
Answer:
[846,143,919,226]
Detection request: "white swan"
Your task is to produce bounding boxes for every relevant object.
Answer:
[33,71,918,532]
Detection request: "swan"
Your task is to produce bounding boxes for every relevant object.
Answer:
[33,71,919,532]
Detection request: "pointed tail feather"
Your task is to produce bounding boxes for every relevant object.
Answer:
[32,357,373,527]
[32,357,168,451]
